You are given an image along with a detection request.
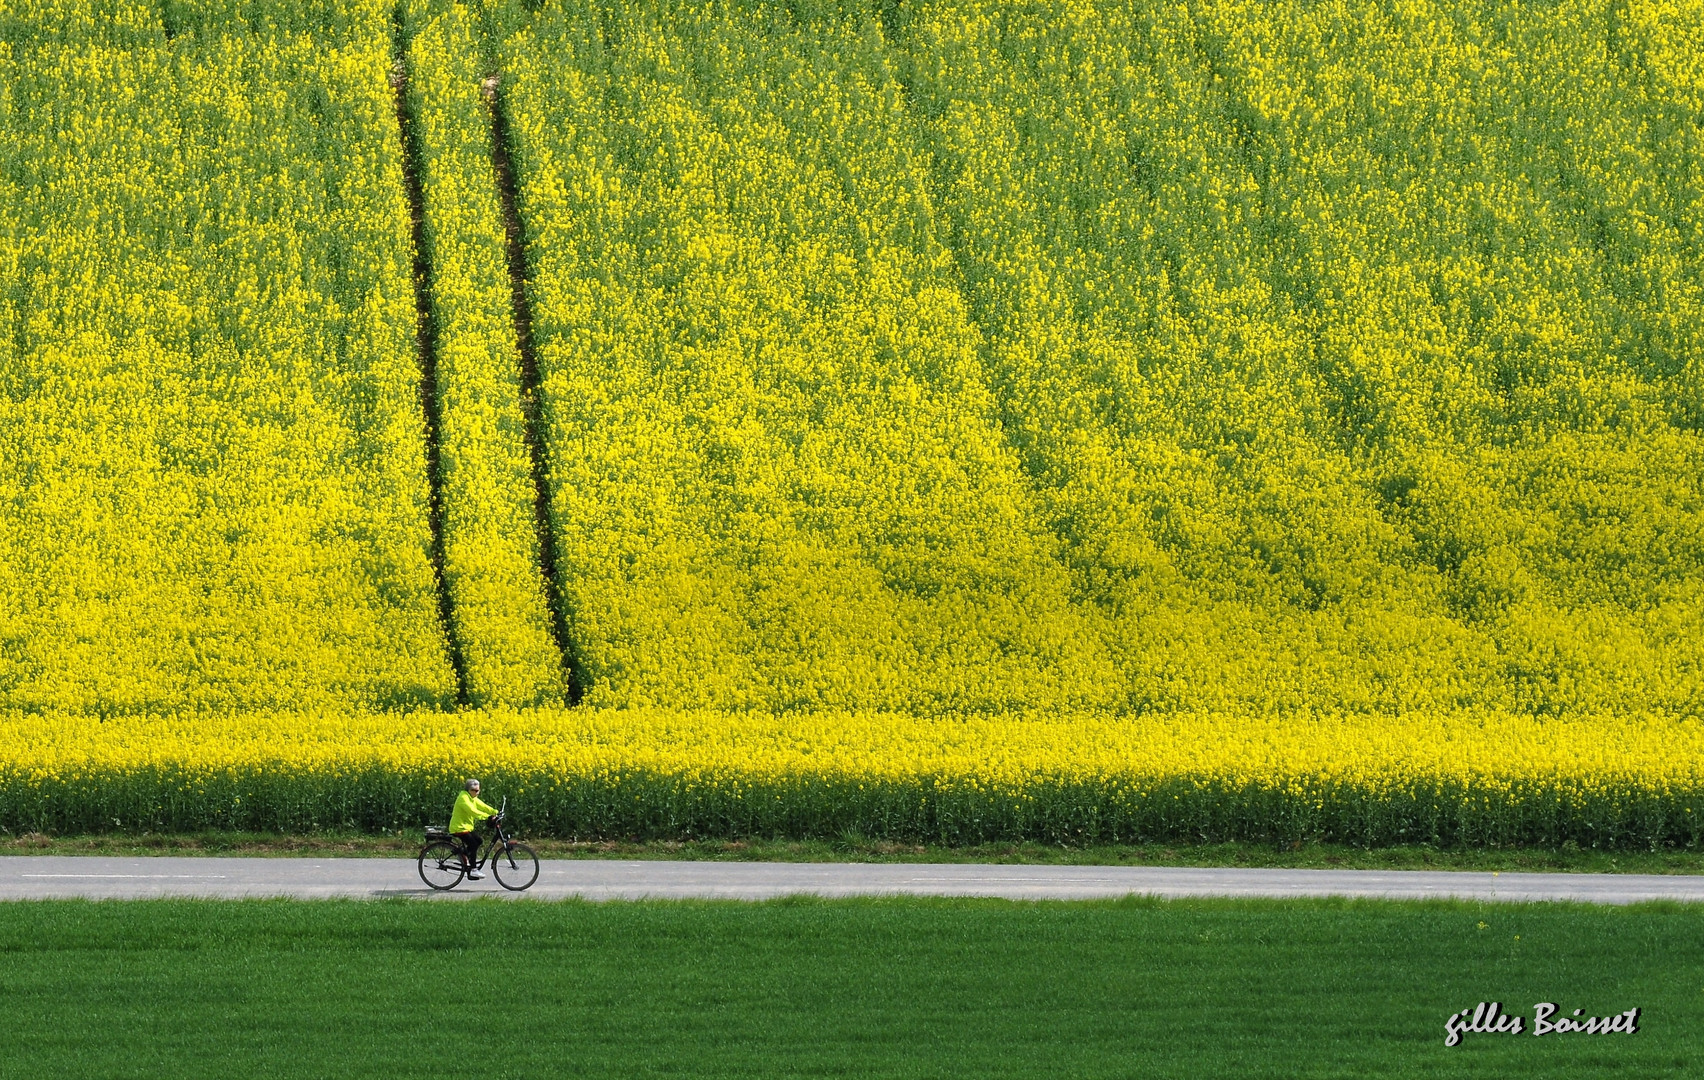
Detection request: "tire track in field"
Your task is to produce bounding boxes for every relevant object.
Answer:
[390,16,470,707]
[478,69,582,705]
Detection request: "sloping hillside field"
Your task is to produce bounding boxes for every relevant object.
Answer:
[1,0,1701,844]
[0,0,459,712]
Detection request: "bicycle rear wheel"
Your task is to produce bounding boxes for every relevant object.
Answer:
[492,842,539,891]
[418,840,466,891]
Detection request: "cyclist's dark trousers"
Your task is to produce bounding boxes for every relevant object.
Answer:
[454,831,480,868]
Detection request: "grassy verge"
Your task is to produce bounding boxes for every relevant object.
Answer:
[2,897,1698,1078]
[7,830,1704,874]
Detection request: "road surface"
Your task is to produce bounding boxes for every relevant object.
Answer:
[4,857,1703,904]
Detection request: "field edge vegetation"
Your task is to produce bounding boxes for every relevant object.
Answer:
[5,708,1702,850]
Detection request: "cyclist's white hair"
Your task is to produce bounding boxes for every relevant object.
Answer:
[465,778,481,791]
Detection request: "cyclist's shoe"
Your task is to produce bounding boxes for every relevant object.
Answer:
[467,870,485,880]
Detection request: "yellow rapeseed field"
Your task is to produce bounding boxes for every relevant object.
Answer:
[487,0,1704,720]
[2,0,1701,843]
[0,0,460,712]
[2,707,1699,846]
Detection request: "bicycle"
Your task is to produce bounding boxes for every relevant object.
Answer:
[417,798,540,892]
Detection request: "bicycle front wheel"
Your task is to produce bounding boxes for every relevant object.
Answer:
[418,840,466,891]
[492,842,539,891]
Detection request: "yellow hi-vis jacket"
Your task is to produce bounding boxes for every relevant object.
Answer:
[450,791,497,834]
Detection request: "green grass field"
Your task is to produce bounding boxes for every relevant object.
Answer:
[2,897,1698,1078]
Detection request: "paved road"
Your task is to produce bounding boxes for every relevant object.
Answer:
[4,857,1703,903]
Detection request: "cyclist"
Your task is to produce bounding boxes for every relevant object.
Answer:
[449,778,499,880]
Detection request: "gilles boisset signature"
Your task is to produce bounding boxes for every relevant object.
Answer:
[1445,1002,1641,1046]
